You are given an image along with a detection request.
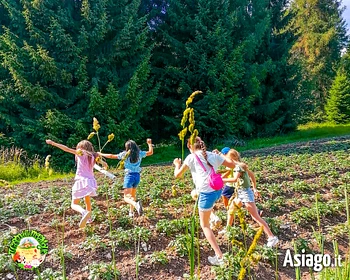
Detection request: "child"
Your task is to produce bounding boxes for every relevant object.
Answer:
[221,149,279,248]
[99,139,153,217]
[46,139,98,228]
[173,136,237,266]
[219,147,262,216]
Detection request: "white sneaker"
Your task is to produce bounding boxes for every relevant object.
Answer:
[208,255,224,266]
[128,211,134,218]
[79,210,91,228]
[218,228,227,235]
[266,236,279,247]
[135,201,143,216]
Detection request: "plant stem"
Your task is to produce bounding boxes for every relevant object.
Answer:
[61,210,66,280]
[106,190,117,280]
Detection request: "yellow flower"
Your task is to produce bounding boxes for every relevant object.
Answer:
[189,129,198,144]
[93,117,100,132]
[180,108,191,127]
[117,150,130,170]
[45,155,51,170]
[171,185,177,197]
[107,133,115,142]
[238,267,246,280]
[188,123,195,133]
[178,127,188,141]
[189,108,195,124]
[186,91,202,107]
[87,132,96,140]
[76,149,83,156]
[185,97,193,107]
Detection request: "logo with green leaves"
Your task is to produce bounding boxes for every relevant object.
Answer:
[9,230,48,270]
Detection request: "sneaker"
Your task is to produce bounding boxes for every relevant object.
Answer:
[218,228,227,235]
[135,201,143,216]
[79,210,91,228]
[258,209,263,217]
[128,211,134,218]
[208,255,224,266]
[266,236,279,248]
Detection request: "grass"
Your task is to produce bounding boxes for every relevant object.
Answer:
[1,122,349,181]
[146,122,350,165]
[239,122,350,151]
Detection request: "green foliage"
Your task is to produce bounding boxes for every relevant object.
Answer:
[146,0,300,142]
[289,0,348,116]
[325,54,350,124]
[33,268,63,280]
[84,262,120,280]
[0,0,157,168]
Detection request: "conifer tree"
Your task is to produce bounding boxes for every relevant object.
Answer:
[289,0,348,118]
[147,0,299,141]
[0,0,156,166]
[325,53,350,123]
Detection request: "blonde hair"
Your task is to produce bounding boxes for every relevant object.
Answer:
[227,149,248,171]
[227,149,241,162]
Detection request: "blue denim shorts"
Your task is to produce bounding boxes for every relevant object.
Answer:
[198,190,222,211]
[123,172,140,189]
[237,187,255,203]
[221,185,234,199]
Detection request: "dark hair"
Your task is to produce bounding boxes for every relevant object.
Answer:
[125,140,140,163]
[187,136,212,167]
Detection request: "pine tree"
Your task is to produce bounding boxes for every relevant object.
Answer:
[146,0,299,141]
[289,0,348,118]
[0,0,156,167]
[325,53,350,123]
[248,0,301,136]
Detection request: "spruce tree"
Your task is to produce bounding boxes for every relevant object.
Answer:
[289,0,348,118]
[325,53,350,123]
[0,0,156,167]
[147,0,299,141]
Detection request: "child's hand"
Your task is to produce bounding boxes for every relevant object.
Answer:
[147,138,152,144]
[173,158,181,167]
[46,139,53,145]
[212,149,220,154]
[191,189,198,200]
[253,189,261,199]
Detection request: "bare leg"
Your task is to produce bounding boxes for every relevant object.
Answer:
[245,202,274,238]
[124,188,137,212]
[222,196,229,208]
[71,198,85,214]
[84,196,91,211]
[199,210,222,258]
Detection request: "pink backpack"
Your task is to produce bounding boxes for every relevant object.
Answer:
[194,154,224,191]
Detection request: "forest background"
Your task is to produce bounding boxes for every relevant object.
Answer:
[0,0,349,170]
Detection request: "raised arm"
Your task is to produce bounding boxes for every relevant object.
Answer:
[46,140,76,155]
[247,170,257,189]
[173,158,189,178]
[98,152,119,160]
[146,138,153,156]
[222,170,241,183]
[248,169,260,197]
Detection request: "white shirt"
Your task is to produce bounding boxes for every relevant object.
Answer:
[184,151,224,193]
